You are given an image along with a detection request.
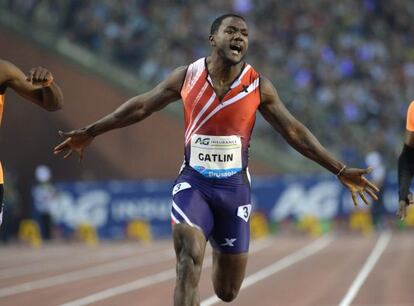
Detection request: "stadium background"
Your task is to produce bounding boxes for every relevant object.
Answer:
[0,0,409,239]
[0,1,413,305]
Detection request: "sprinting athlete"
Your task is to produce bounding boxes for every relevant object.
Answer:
[54,14,379,306]
[397,101,414,219]
[0,59,63,226]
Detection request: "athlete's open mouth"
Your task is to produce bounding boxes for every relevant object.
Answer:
[229,44,242,54]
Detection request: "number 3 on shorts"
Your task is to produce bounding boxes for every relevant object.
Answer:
[237,204,252,222]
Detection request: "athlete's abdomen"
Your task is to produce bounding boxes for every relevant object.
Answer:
[194,100,257,146]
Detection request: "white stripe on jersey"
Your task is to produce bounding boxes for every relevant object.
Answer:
[184,91,217,142]
[184,81,209,138]
[230,64,252,89]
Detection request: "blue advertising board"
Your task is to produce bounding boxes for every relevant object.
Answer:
[32,174,399,239]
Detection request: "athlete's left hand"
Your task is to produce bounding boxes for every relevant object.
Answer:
[26,67,54,87]
[338,167,380,207]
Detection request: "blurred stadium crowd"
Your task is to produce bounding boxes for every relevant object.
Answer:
[1,0,414,167]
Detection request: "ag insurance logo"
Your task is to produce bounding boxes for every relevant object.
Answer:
[195,137,210,145]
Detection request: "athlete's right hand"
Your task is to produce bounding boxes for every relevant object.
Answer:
[397,193,414,220]
[54,129,94,160]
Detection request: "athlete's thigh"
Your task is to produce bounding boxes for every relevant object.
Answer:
[209,181,251,290]
[171,180,213,273]
[209,181,252,254]
[171,180,214,239]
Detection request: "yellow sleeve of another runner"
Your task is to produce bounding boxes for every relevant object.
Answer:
[406,101,414,132]
[0,161,3,184]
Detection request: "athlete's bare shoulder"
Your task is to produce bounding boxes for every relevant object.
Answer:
[259,76,280,106]
[162,65,188,93]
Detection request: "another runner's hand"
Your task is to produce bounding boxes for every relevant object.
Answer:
[338,167,380,207]
[54,129,94,160]
[26,67,54,87]
[397,193,414,220]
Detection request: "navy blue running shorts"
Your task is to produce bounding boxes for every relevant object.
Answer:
[171,166,252,254]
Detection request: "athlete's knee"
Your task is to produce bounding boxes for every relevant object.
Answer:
[214,286,239,303]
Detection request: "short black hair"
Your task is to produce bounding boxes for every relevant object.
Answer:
[210,14,246,35]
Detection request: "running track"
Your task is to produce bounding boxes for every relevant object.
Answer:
[0,232,412,306]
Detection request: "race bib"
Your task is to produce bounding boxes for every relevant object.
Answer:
[190,134,242,178]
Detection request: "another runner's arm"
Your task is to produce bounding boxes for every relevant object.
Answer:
[258,76,344,174]
[83,66,187,137]
[1,60,63,111]
[398,102,414,202]
[398,134,414,202]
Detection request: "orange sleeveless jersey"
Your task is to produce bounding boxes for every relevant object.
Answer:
[0,93,3,184]
[181,58,261,170]
[406,101,414,132]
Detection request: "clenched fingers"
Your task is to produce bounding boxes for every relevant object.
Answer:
[26,68,53,85]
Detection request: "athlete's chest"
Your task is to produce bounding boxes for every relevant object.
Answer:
[208,78,234,101]
[183,73,260,124]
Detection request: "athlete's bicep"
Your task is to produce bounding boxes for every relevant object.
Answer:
[141,66,187,112]
[258,77,300,137]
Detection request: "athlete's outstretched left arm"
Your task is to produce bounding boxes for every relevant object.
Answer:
[258,77,379,206]
[0,60,63,111]
[54,66,187,159]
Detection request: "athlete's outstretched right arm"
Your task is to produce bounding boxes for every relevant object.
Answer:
[54,66,187,159]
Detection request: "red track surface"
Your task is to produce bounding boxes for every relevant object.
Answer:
[0,232,412,306]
